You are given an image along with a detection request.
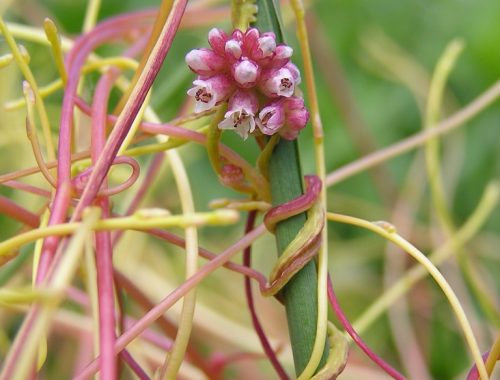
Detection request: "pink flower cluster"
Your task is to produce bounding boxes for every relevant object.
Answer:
[186,28,309,140]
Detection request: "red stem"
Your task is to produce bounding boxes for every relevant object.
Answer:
[120,349,150,380]
[0,194,40,227]
[36,10,155,283]
[326,275,406,380]
[74,224,267,379]
[113,270,221,379]
[70,1,187,222]
[243,211,289,379]
[74,96,258,182]
[91,69,120,380]
[2,180,52,198]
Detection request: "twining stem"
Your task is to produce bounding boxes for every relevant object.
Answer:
[326,276,404,380]
[113,0,174,113]
[70,2,187,220]
[91,68,121,380]
[74,224,268,379]
[352,182,499,336]
[0,18,56,162]
[485,336,500,376]
[325,79,500,186]
[43,18,68,85]
[327,212,489,380]
[23,83,56,186]
[243,211,289,379]
[289,1,329,378]
[0,210,238,259]
[424,40,500,323]
[83,0,102,32]
[159,150,199,380]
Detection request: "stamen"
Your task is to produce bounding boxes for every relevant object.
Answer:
[280,78,292,90]
[195,89,213,103]
[261,111,273,126]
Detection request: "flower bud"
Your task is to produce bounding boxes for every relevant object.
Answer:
[225,39,242,60]
[232,59,260,88]
[267,45,293,69]
[185,48,226,76]
[280,97,309,140]
[208,28,228,55]
[256,100,285,135]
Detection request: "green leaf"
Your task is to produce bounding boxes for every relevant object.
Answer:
[253,0,328,375]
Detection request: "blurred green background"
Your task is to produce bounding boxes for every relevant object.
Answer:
[1,0,499,379]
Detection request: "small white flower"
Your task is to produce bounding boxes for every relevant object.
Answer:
[187,79,217,112]
[259,67,296,98]
[187,75,233,113]
[219,109,256,140]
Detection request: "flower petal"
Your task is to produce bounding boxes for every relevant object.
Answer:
[228,89,259,115]
[208,28,228,55]
[259,67,296,98]
[187,75,234,113]
[257,100,285,135]
[185,48,226,76]
[242,28,260,55]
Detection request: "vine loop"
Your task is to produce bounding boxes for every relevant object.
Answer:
[262,175,324,297]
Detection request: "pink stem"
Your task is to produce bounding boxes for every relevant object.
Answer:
[74,96,257,183]
[91,69,120,380]
[0,306,39,379]
[264,175,321,231]
[326,275,406,380]
[70,1,187,222]
[74,224,267,379]
[466,351,498,380]
[36,10,155,283]
[145,227,269,288]
[72,156,140,197]
[243,211,289,379]
[3,180,52,198]
[112,153,165,243]
[0,195,40,227]
[120,349,150,380]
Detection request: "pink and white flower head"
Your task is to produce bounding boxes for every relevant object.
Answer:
[257,97,309,140]
[186,27,307,140]
[218,89,259,140]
